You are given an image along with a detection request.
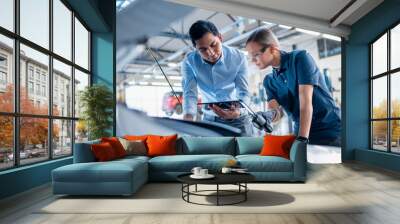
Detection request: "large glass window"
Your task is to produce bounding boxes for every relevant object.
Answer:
[0,1,91,170]
[20,0,49,49]
[19,117,49,165]
[20,44,49,115]
[372,77,387,119]
[370,23,400,154]
[391,24,400,70]
[53,59,72,117]
[75,120,88,143]
[74,69,89,118]
[0,0,14,32]
[0,35,14,113]
[53,0,72,60]
[0,116,13,169]
[372,34,387,77]
[53,119,72,158]
[74,18,89,70]
[391,120,400,153]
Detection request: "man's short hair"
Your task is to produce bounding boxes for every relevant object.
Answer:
[189,20,220,46]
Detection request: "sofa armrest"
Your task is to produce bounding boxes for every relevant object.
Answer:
[289,140,307,181]
[73,140,100,163]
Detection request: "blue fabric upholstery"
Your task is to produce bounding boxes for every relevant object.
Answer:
[177,136,236,155]
[149,154,234,173]
[236,155,293,172]
[73,140,100,163]
[289,140,307,181]
[246,172,295,182]
[148,154,233,181]
[235,137,264,155]
[52,158,148,195]
[53,137,307,196]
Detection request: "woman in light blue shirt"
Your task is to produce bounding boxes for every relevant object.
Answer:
[181,20,253,136]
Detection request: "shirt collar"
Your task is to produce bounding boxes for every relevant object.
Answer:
[273,50,289,75]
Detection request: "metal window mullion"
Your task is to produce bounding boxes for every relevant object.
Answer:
[372,118,396,121]
[4,32,92,74]
[370,44,373,149]
[388,30,392,152]
[88,31,91,76]
[48,0,53,160]
[13,0,20,167]
[71,11,76,155]
[112,2,116,137]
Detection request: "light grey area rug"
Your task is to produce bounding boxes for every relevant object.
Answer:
[38,183,362,214]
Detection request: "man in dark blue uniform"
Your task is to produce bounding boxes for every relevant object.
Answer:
[246,28,341,146]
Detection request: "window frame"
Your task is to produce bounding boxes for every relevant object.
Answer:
[369,20,400,154]
[0,0,92,171]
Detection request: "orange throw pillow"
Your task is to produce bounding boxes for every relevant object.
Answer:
[260,135,296,159]
[123,135,149,142]
[91,142,117,161]
[146,134,178,157]
[101,137,127,158]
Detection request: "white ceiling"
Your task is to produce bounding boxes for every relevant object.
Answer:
[169,0,384,37]
[120,0,384,80]
[227,0,352,22]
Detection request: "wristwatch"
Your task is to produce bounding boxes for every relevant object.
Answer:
[296,136,309,143]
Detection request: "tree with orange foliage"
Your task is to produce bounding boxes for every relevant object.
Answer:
[0,85,14,149]
[0,84,60,151]
[372,99,400,144]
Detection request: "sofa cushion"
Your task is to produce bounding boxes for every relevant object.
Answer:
[148,154,235,172]
[260,135,296,159]
[236,155,293,172]
[123,135,149,142]
[91,142,118,161]
[236,137,263,155]
[52,159,147,183]
[178,137,235,155]
[101,137,127,158]
[73,140,100,163]
[115,155,150,163]
[147,134,178,157]
[118,138,147,156]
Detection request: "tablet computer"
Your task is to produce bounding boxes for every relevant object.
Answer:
[197,100,243,110]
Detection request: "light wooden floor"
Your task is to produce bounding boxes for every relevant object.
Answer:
[1,162,400,224]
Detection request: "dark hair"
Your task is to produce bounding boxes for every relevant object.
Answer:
[189,20,220,46]
[246,28,279,47]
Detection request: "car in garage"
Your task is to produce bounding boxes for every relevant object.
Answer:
[162,91,202,116]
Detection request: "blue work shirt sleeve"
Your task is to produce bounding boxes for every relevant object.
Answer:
[181,58,198,116]
[296,51,319,86]
[235,55,250,105]
[263,76,277,102]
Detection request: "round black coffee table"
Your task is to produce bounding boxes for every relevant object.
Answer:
[177,173,255,206]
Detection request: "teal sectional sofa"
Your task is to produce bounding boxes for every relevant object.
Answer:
[52,137,307,196]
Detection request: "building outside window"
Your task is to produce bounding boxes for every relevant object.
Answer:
[370,23,400,154]
[0,71,6,85]
[28,81,34,94]
[41,73,46,83]
[0,54,7,67]
[0,54,7,88]
[28,67,34,80]
[36,83,40,95]
[42,85,46,97]
[35,70,40,81]
[0,0,92,170]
